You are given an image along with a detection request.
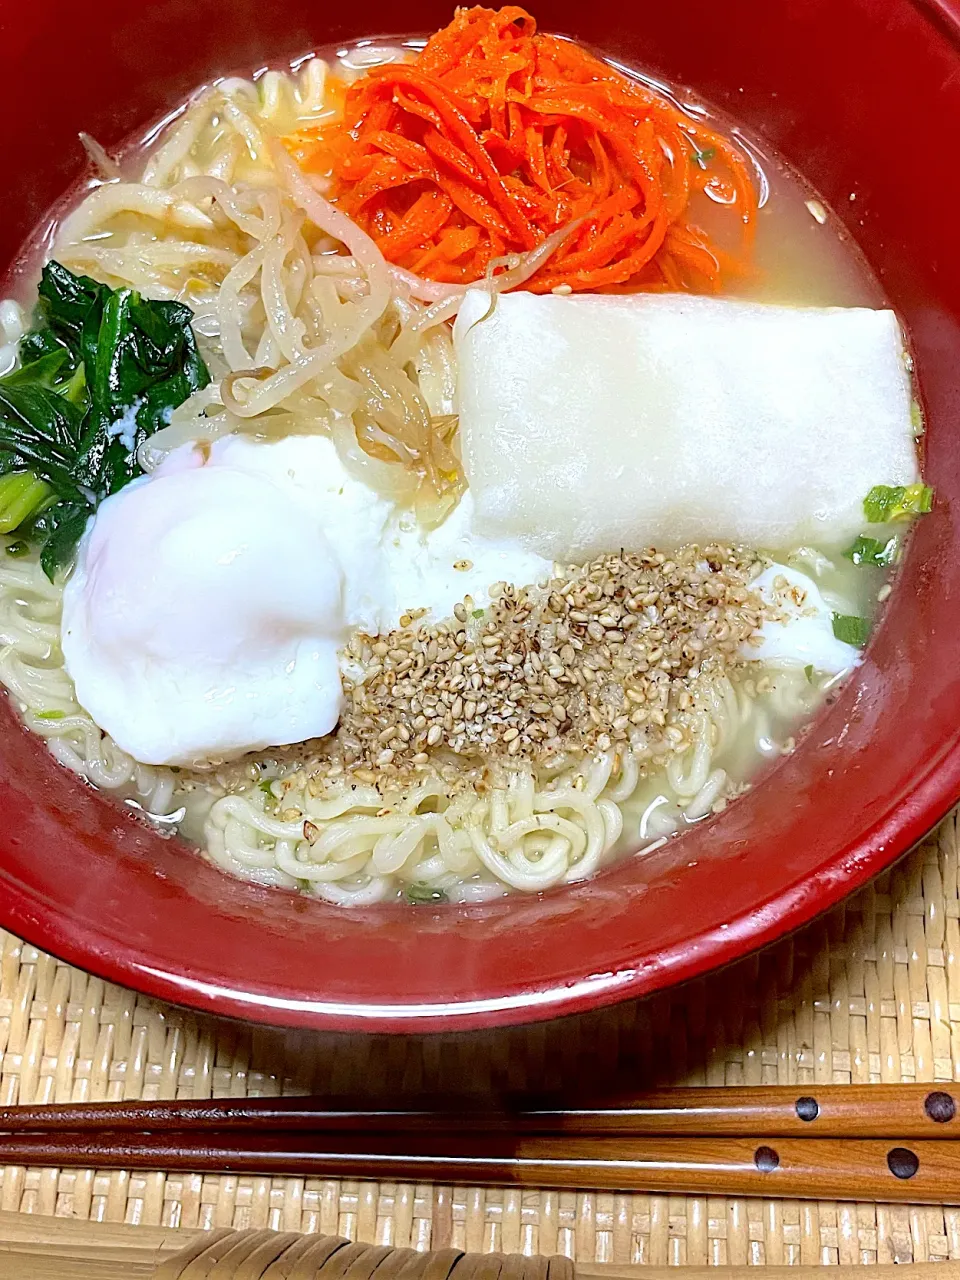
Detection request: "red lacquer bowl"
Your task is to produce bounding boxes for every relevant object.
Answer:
[1,0,959,1033]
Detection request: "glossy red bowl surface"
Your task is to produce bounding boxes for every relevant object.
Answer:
[2,0,960,1033]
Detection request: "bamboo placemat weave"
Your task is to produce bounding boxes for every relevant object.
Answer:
[3,812,960,1268]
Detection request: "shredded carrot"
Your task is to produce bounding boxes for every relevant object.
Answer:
[288,6,758,293]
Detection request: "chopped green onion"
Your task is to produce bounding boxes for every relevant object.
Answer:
[406,882,448,905]
[692,146,716,169]
[804,664,815,683]
[843,534,897,568]
[259,778,277,797]
[863,482,934,523]
[35,709,66,721]
[910,400,924,436]
[472,608,484,619]
[0,471,53,534]
[832,613,871,646]
[4,539,30,558]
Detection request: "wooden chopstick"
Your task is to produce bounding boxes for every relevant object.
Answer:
[0,1130,956,1202]
[0,1085,956,1203]
[0,1083,957,1137]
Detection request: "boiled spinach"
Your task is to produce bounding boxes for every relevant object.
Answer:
[0,261,210,577]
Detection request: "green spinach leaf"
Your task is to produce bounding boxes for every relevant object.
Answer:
[0,262,210,578]
[39,502,93,580]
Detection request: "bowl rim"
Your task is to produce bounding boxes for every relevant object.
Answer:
[1,705,956,1034]
[2,0,960,1035]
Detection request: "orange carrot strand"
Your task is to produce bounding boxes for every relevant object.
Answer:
[288,6,757,293]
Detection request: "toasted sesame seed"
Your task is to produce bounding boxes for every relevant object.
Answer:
[301,544,771,791]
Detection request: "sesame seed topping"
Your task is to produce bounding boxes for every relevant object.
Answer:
[303,544,771,793]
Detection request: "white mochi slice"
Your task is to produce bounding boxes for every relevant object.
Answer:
[453,290,919,561]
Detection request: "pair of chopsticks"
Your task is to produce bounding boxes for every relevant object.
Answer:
[1,1084,958,1203]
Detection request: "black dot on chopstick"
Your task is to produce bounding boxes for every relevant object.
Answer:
[754,1145,780,1173]
[887,1147,920,1180]
[924,1090,956,1123]
[795,1096,819,1122]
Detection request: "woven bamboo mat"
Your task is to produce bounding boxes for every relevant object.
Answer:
[3,813,960,1269]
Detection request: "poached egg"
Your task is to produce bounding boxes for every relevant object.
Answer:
[61,434,551,766]
[744,563,860,674]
